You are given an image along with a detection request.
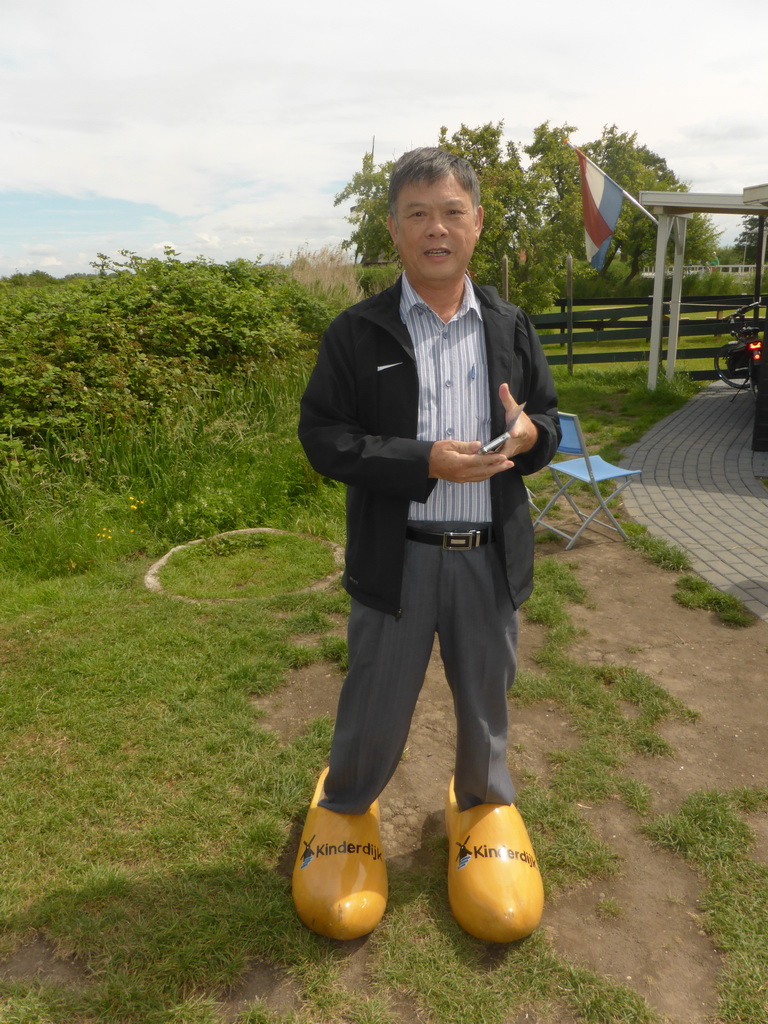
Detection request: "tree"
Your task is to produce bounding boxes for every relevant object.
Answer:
[437,122,530,294]
[583,127,671,282]
[680,210,722,269]
[333,122,721,310]
[334,149,393,265]
[577,126,711,283]
[520,122,584,304]
[334,122,551,310]
[735,216,761,263]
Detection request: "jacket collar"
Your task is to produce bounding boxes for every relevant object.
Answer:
[356,276,518,354]
[357,277,413,356]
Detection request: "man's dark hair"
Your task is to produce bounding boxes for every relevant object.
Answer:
[388,147,480,218]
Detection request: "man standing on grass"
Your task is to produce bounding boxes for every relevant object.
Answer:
[295,147,560,942]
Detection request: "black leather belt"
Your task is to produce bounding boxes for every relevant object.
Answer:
[405,526,493,550]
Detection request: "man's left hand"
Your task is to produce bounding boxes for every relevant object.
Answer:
[498,383,538,457]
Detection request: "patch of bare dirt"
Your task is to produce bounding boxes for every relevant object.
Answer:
[217,959,302,1021]
[252,534,768,1024]
[0,935,90,990]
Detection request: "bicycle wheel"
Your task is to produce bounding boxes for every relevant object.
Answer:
[714,344,751,389]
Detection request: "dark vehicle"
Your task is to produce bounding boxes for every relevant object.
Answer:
[714,301,763,395]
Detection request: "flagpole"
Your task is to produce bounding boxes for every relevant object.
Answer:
[565,140,658,226]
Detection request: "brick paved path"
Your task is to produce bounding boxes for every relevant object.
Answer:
[621,383,768,622]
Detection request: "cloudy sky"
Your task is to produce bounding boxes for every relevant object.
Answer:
[2,0,766,277]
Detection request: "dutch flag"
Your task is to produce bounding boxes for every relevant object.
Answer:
[573,146,624,271]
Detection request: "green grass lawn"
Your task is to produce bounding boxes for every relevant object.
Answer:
[1,366,766,1023]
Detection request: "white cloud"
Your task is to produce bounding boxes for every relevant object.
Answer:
[1,0,766,276]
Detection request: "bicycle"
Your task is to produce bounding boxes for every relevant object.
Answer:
[713,300,763,395]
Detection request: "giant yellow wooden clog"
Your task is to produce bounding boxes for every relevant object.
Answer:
[445,777,543,942]
[292,769,388,940]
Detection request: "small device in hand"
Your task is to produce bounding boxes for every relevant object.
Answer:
[478,403,526,455]
[478,431,510,455]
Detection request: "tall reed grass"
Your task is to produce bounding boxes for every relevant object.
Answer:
[0,372,344,580]
[286,245,400,303]
[287,245,363,308]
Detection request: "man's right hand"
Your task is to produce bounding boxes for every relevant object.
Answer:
[428,440,514,482]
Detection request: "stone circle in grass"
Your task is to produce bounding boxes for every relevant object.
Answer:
[144,528,343,602]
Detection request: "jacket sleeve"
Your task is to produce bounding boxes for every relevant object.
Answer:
[508,308,560,476]
[298,313,438,504]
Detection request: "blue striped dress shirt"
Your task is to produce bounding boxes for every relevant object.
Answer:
[400,274,492,524]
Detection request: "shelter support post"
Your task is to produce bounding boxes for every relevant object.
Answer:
[647,213,673,390]
[666,216,690,381]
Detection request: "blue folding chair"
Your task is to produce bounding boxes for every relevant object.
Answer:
[533,412,641,549]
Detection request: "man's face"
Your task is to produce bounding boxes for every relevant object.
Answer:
[387,174,483,295]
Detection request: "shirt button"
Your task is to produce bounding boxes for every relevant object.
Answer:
[446,427,454,436]
[445,380,452,388]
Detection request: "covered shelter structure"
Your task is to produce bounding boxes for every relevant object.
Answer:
[639,189,767,391]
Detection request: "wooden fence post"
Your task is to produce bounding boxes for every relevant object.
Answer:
[566,255,574,375]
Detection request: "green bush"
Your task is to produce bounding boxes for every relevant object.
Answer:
[557,262,766,303]
[0,250,335,439]
[355,263,400,297]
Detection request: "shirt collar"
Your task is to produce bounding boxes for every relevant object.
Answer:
[399,273,483,323]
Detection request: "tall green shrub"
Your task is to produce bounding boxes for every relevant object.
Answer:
[0,250,334,440]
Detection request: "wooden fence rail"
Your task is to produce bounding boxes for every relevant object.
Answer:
[530,294,765,380]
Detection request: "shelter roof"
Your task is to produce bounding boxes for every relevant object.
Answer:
[639,191,762,216]
[743,183,768,207]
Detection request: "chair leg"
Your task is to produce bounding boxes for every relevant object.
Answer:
[563,507,626,549]
[535,473,636,549]
[562,481,633,549]
[532,477,572,528]
[532,491,577,544]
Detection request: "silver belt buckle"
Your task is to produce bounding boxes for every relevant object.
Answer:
[442,530,480,550]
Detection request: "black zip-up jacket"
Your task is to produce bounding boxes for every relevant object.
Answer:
[298,278,560,616]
